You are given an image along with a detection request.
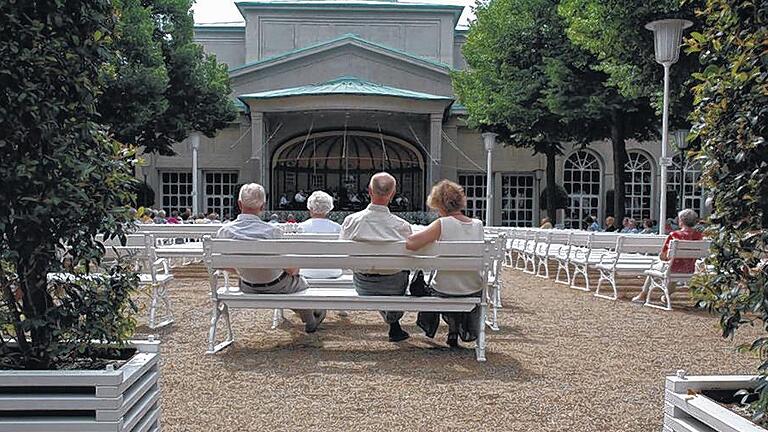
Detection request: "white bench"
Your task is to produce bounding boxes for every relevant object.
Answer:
[569,233,619,291]
[593,235,666,300]
[642,239,711,311]
[535,230,571,279]
[203,237,497,361]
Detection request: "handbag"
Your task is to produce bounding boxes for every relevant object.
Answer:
[408,270,431,297]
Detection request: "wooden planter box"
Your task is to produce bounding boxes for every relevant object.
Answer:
[665,372,767,432]
[0,340,161,432]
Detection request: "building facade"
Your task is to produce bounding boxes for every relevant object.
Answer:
[138,0,706,227]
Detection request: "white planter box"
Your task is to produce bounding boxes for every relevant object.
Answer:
[0,340,161,432]
[665,373,767,432]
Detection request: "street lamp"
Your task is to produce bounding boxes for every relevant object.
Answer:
[190,132,201,215]
[674,128,690,213]
[482,132,497,226]
[646,18,692,234]
[533,168,544,224]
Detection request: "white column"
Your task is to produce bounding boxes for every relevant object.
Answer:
[190,132,201,215]
[250,111,268,200]
[482,132,497,226]
[428,113,443,188]
[659,64,671,235]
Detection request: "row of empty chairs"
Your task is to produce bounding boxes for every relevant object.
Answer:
[493,227,710,311]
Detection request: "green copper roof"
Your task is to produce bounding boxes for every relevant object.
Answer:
[229,33,452,73]
[238,76,452,101]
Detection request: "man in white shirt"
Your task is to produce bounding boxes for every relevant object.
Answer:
[339,172,412,341]
[217,183,325,333]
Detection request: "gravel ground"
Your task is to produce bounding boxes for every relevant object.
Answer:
[144,269,762,431]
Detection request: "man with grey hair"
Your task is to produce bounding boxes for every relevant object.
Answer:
[299,191,342,279]
[632,208,704,303]
[339,172,413,341]
[217,183,326,332]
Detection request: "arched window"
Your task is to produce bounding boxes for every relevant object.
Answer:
[668,155,704,214]
[624,151,653,221]
[563,150,602,229]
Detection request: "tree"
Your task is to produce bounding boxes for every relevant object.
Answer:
[0,1,139,369]
[454,0,611,224]
[687,0,768,419]
[100,0,237,155]
[556,0,690,224]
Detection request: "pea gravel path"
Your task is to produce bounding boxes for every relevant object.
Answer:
[145,269,762,431]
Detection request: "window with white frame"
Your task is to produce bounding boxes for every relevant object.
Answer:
[624,151,653,221]
[668,156,704,214]
[501,174,535,227]
[204,171,239,220]
[563,150,602,229]
[458,173,487,222]
[160,171,193,215]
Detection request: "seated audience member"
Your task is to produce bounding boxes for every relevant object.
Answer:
[153,210,167,224]
[299,191,343,279]
[286,213,297,224]
[632,209,704,302]
[585,216,600,232]
[406,180,484,348]
[640,219,655,234]
[166,210,181,224]
[339,172,412,342]
[140,210,154,224]
[207,212,220,223]
[540,217,553,229]
[279,194,290,209]
[268,213,280,224]
[216,183,325,332]
[621,218,639,233]
[193,213,207,224]
[604,216,617,232]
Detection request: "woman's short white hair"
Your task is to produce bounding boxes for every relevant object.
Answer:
[307,191,334,215]
[678,208,699,228]
[239,183,265,209]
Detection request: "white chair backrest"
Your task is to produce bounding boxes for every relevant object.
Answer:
[549,231,571,245]
[569,231,592,248]
[615,235,666,255]
[590,233,620,250]
[137,224,222,238]
[668,239,711,259]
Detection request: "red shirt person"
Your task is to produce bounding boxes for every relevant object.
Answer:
[659,209,704,273]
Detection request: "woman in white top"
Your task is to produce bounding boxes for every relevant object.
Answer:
[406,180,484,348]
[298,191,343,279]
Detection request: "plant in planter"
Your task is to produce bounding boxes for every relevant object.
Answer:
[685,0,768,427]
[0,2,159,430]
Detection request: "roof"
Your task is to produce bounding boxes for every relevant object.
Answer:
[228,33,452,76]
[235,1,465,25]
[238,76,453,101]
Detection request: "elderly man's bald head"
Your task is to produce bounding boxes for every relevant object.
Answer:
[369,172,396,199]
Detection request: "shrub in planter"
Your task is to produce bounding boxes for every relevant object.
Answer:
[0,1,139,370]
[687,0,768,422]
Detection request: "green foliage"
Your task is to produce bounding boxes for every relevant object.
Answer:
[100,0,237,155]
[0,1,139,369]
[687,0,768,420]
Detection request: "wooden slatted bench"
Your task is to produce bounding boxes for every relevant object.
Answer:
[203,236,497,361]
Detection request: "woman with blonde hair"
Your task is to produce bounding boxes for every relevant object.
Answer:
[406,180,484,347]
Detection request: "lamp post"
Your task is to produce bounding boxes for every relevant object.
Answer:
[646,18,692,234]
[674,128,690,213]
[190,132,201,215]
[533,168,544,225]
[482,132,497,226]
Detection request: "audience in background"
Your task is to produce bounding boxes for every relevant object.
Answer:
[604,216,617,232]
[166,210,181,224]
[585,216,600,232]
[268,214,280,224]
[620,218,639,233]
[539,217,553,229]
[640,219,655,234]
[153,210,167,224]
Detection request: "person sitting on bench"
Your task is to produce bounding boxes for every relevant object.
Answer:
[299,190,343,280]
[216,183,326,333]
[339,172,412,342]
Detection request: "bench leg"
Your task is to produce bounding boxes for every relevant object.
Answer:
[486,286,500,331]
[271,308,285,329]
[644,277,674,311]
[555,261,570,285]
[569,265,590,292]
[476,302,488,362]
[594,270,617,300]
[148,283,174,330]
[207,302,234,354]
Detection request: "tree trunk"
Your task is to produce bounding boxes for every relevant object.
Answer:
[611,110,628,227]
[546,147,557,224]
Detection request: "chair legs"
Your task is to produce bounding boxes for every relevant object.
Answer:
[271,308,285,329]
[207,302,234,354]
[594,270,618,300]
[644,276,674,311]
[555,261,571,285]
[147,283,174,329]
[570,264,591,292]
[476,302,488,362]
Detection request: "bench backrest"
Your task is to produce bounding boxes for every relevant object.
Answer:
[137,224,222,238]
[615,235,666,255]
[204,238,492,273]
[590,233,620,250]
[668,239,711,259]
